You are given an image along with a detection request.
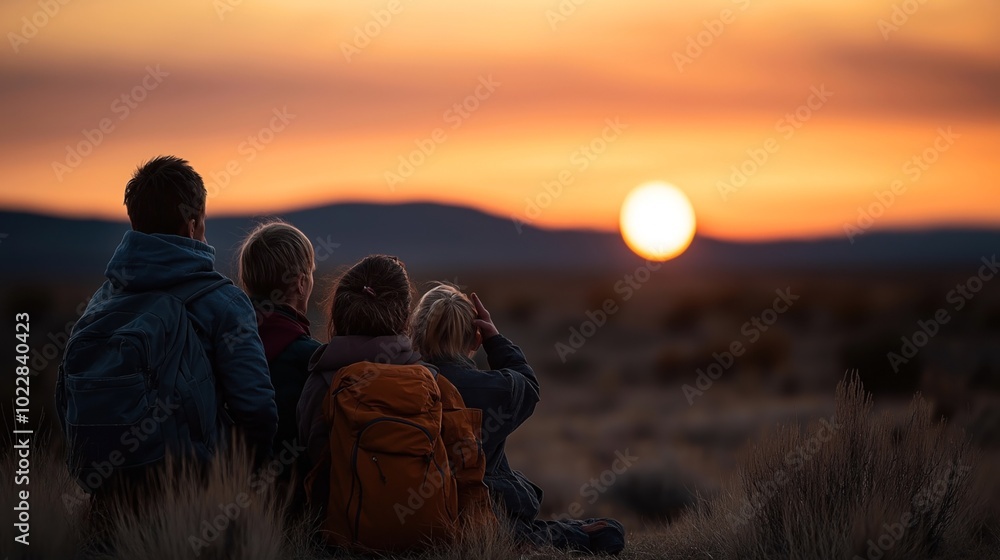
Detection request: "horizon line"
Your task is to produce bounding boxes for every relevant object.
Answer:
[2,200,999,245]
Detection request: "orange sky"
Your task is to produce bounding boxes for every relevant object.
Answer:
[1,0,997,240]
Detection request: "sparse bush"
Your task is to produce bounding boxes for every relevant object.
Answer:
[657,374,999,560]
[610,463,710,522]
[962,398,1000,449]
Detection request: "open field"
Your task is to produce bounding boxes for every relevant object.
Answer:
[2,264,999,558]
[2,377,998,559]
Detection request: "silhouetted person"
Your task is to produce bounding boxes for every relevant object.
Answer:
[236,220,321,513]
[412,284,626,555]
[56,156,278,520]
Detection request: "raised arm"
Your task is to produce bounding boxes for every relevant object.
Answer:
[472,292,540,431]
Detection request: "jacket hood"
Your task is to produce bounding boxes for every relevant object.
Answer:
[309,335,421,382]
[105,231,224,292]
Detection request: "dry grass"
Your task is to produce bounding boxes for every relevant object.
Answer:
[0,436,86,559]
[653,374,1000,560]
[3,375,998,560]
[91,446,288,560]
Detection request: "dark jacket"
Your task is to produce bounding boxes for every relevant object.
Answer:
[253,300,321,456]
[429,335,542,521]
[73,231,278,454]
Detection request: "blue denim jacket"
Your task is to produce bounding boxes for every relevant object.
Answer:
[75,230,278,453]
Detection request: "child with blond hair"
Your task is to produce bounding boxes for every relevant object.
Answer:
[236,220,320,515]
[412,283,625,555]
[236,220,319,456]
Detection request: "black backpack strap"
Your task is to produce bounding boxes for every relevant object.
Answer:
[160,277,232,447]
[164,274,233,307]
[169,277,233,305]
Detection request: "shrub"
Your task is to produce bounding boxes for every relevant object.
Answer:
[610,463,709,522]
[658,373,998,559]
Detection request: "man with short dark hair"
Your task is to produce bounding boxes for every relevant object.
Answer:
[57,156,278,495]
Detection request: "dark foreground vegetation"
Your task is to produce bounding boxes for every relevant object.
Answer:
[2,376,997,560]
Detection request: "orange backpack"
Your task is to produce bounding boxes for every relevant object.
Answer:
[314,361,492,552]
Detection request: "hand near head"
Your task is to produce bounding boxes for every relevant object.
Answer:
[471,293,500,340]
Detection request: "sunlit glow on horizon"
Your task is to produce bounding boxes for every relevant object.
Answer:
[0,0,997,240]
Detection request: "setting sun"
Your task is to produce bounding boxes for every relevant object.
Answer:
[620,182,697,261]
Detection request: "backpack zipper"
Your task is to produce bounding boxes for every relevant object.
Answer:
[371,455,386,484]
[350,417,437,544]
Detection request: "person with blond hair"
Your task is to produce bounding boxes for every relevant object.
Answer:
[237,220,318,517]
[237,220,320,463]
[412,284,626,555]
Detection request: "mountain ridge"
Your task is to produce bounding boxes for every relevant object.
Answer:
[1,202,997,282]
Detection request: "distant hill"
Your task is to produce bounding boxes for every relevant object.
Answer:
[1,202,998,283]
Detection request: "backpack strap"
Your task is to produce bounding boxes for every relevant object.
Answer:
[170,277,233,305]
[162,277,232,440]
